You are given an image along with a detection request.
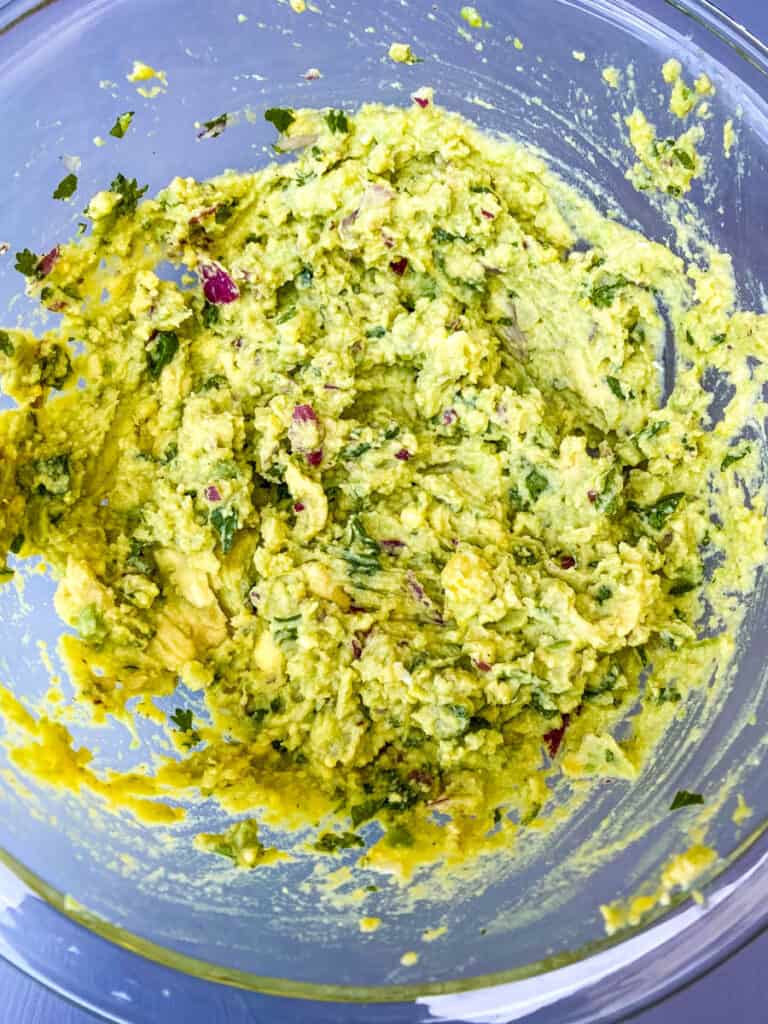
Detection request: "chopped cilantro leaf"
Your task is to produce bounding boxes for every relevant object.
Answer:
[146,330,179,379]
[670,789,703,810]
[313,831,365,853]
[199,113,229,140]
[211,506,239,554]
[365,326,387,338]
[264,107,296,134]
[109,173,148,216]
[590,274,629,308]
[201,301,220,328]
[325,109,349,133]
[628,492,685,531]
[170,707,201,745]
[0,330,14,356]
[606,376,626,400]
[721,446,751,471]
[14,249,40,278]
[109,111,135,139]
[673,148,695,170]
[53,173,78,200]
[525,468,548,502]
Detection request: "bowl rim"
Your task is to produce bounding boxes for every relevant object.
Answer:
[1,0,768,1019]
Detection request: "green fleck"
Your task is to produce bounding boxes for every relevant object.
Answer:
[668,577,698,596]
[9,533,25,555]
[77,604,108,644]
[313,831,365,853]
[365,325,387,338]
[673,148,695,170]
[590,274,628,308]
[526,467,548,502]
[385,824,414,848]
[126,538,156,575]
[18,453,71,497]
[264,107,296,134]
[170,707,201,744]
[629,492,685,531]
[297,267,314,288]
[350,798,384,827]
[325,109,349,133]
[14,249,40,278]
[721,445,751,471]
[109,111,135,139]
[211,506,239,555]
[670,789,703,810]
[53,173,78,201]
[606,376,626,400]
[0,330,14,356]
[341,442,372,460]
[109,173,149,216]
[595,584,613,604]
[202,302,220,328]
[343,514,381,576]
[433,226,460,243]
[146,330,179,379]
[199,113,228,140]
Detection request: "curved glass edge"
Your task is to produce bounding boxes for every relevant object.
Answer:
[1,819,768,1016]
[0,0,765,1019]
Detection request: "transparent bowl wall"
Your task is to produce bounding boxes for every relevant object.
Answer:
[1,1,768,1022]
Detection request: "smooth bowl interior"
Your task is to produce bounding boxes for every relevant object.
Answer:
[1,0,768,1019]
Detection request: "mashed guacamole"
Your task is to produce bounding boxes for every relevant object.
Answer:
[0,96,765,868]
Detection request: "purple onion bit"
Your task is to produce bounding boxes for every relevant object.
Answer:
[443,408,457,426]
[351,637,363,660]
[474,659,492,673]
[200,260,240,304]
[390,257,408,276]
[292,403,318,423]
[293,501,305,512]
[413,95,430,108]
[248,586,260,610]
[380,539,405,554]
[38,246,61,277]
[394,448,412,461]
[204,484,222,502]
[306,449,323,467]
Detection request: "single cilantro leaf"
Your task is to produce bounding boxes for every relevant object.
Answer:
[53,173,78,200]
[629,492,685,531]
[670,789,703,810]
[673,148,695,170]
[211,506,239,554]
[526,467,548,502]
[0,330,14,356]
[590,274,629,308]
[606,376,626,400]
[313,831,365,853]
[14,249,40,277]
[109,111,135,139]
[146,330,179,379]
[325,109,349,133]
[668,577,698,596]
[264,107,296,134]
[365,326,387,338]
[198,113,228,140]
[109,173,149,216]
[170,707,201,745]
[201,301,220,328]
[595,584,613,604]
[721,445,751,471]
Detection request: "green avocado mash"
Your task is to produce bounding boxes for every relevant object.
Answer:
[0,96,765,871]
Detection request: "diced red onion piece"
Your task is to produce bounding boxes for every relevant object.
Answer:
[380,539,405,552]
[481,209,495,219]
[390,257,408,275]
[200,261,240,304]
[204,485,222,502]
[351,638,363,660]
[443,408,458,425]
[293,502,305,512]
[306,449,323,467]
[587,490,598,504]
[560,555,576,570]
[38,246,60,277]
[395,448,412,461]
[475,660,492,672]
[249,587,260,609]
[413,96,430,108]
[292,403,318,423]
[543,714,570,758]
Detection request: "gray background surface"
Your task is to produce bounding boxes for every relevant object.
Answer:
[0,0,765,1020]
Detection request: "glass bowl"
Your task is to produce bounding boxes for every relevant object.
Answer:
[1,0,768,1021]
